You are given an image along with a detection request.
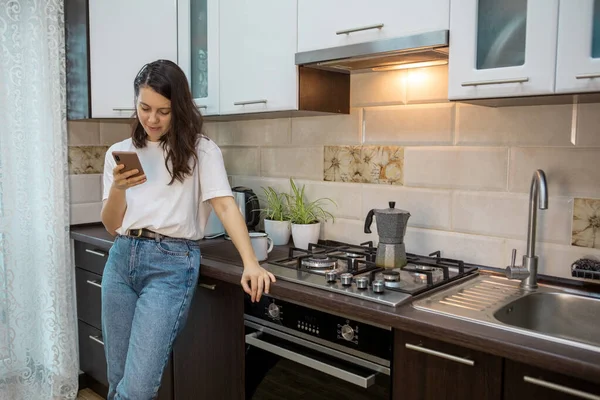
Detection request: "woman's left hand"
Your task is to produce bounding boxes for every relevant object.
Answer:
[241,263,276,302]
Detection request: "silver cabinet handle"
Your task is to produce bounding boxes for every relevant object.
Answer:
[85,249,106,257]
[89,335,104,346]
[246,332,378,388]
[576,73,600,79]
[336,23,384,35]
[197,105,207,109]
[405,343,475,366]
[461,77,529,87]
[524,376,600,400]
[233,99,267,106]
[112,108,135,112]
[86,280,102,289]
[198,283,216,290]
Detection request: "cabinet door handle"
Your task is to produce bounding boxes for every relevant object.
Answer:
[461,77,529,87]
[336,23,384,35]
[89,335,105,346]
[233,99,267,106]
[575,73,600,80]
[112,108,135,112]
[405,343,475,366]
[199,283,216,290]
[197,105,208,109]
[85,249,106,257]
[524,376,600,400]
[86,280,102,289]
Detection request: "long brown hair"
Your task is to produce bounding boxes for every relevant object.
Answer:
[131,60,204,185]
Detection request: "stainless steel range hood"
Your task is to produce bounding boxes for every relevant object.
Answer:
[295,30,449,73]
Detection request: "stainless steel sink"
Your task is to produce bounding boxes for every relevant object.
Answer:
[413,274,600,352]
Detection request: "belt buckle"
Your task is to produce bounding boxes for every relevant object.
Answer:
[135,229,143,238]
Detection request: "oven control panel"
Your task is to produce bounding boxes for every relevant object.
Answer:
[245,295,391,361]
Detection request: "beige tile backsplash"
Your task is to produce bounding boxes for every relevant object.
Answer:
[68,65,600,282]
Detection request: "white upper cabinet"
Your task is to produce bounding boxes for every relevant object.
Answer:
[178,0,220,116]
[448,0,559,100]
[297,0,450,52]
[555,0,600,94]
[219,0,298,115]
[88,0,177,118]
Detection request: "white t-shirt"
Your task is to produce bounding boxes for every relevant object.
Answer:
[102,136,232,240]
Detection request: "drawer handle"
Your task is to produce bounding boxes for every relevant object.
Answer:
[336,23,384,35]
[199,283,216,290]
[405,343,475,366]
[197,105,207,109]
[524,376,600,400]
[233,99,267,106]
[89,335,105,346]
[86,279,102,289]
[576,73,600,80]
[112,108,135,112]
[461,77,529,87]
[85,249,106,257]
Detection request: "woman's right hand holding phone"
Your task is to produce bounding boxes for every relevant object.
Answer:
[112,164,147,190]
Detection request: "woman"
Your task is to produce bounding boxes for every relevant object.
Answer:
[100,59,275,400]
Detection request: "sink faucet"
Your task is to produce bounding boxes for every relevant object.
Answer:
[505,169,548,289]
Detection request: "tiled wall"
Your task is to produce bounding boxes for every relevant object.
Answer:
[68,65,600,282]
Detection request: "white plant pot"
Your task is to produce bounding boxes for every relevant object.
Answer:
[291,222,321,250]
[264,219,291,246]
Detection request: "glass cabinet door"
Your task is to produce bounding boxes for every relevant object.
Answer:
[555,0,600,93]
[448,0,559,100]
[178,0,219,115]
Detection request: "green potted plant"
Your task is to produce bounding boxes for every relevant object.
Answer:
[286,178,336,250]
[259,186,291,245]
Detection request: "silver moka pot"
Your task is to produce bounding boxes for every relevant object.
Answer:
[364,201,411,269]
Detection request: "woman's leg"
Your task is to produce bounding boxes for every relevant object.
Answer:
[113,238,200,400]
[101,236,139,400]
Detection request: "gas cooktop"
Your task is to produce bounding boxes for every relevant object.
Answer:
[264,240,479,307]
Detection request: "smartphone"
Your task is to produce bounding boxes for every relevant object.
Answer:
[112,151,145,178]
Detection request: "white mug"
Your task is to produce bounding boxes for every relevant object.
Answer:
[250,232,274,262]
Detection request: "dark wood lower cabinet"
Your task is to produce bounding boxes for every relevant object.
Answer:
[393,330,503,400]
[173,278,245,400]
[504,360,600,400]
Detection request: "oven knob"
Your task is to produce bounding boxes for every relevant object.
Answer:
[325,270,338,283]
[340,273,353,286]
[356,276,369,290]
[372,279,385,294]
[267,303,280,319]
[341,324,355,341]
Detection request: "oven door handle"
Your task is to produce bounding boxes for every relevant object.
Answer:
[245,332,378,389]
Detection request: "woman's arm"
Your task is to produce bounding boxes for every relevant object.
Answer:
[210,195,276,302]
[101,164,146,236]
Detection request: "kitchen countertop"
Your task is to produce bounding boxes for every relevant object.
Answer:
[71,223,600,384]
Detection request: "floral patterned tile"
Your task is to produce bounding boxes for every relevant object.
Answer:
[69,146,109,174]
[324,145,404,185]
[572,198,600,249]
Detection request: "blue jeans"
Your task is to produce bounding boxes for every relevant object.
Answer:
[101,235,201,400]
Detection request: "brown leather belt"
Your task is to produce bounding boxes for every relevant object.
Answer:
[126,228,163,240]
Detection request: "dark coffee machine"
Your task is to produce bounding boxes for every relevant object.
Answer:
[364,201,411,268]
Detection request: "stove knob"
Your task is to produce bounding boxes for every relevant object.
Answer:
[356,276,369,290]
[340,273,353,286]
[325,271,338,283]
[267,303,280,319]
[341,324,355,341]
[372,279,385,294]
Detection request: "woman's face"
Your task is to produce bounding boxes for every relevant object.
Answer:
[136,86,172,142]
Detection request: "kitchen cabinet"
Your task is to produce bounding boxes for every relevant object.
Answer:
[448,0,559,100]
[219,0,298,115]
[392,330,503,400]
[178,0,220,116]
[297,0,449,52]
[172,278,245,399]
[88,0,177,118]
[504,360,600,399]
[555,0,600,94]
[73,240,173,399]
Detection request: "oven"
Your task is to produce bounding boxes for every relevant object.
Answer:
[244,295,392,400]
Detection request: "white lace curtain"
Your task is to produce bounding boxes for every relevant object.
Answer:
[0,1,79,399]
